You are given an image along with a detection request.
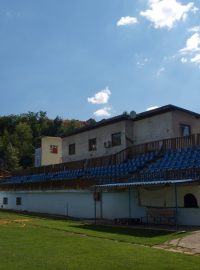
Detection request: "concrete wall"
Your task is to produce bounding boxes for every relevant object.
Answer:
[62,121,128,162]
[133,110,200,145]
[39,109,200,165]
[0,189,145,220]
[0,190,96,218]
[172,110,200,136]
[125,120,134,147]
[177,208,200,226]
[101,190,145,219]
[139,185,200,208]
[1,186,200,225]
[139,185,200,225]
[133,112,174,145]
[41,136,62,166]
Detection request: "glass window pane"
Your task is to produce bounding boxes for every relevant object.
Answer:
[69,143,75,155]
[112,132,121,146]
[88,138,96,151]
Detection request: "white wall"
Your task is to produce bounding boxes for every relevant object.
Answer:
[172,110,200,136]
[0,189,145,220]
[177,208,200,226]
[139,185,200,208]
[39,109,200,165]
[101,190,145,219]
[133,112,174,145]
[139,185,200,225]
[0,190,96,218]
[133,110,200,146]
[1,186,200,225]
[41,136,62,166]
[62,121,128,162]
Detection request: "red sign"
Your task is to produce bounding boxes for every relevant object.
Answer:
[50,145,58,154]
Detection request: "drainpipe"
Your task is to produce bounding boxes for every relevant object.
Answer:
[94,188,97,225]
[100,191,103,219]
[174,184,178,230]
[129,187,131,219]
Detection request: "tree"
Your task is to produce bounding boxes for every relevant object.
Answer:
[12,122,34,168]
[0,111,86,170]
[4,143,19,171]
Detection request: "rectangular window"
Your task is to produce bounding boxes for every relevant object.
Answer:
[180,124,191,137]
[69,143,75,155]
[111,132,121,146]
[16,197,22,206]
[88,138,97,151]
[50,145,58,154]
[3,197,8,205]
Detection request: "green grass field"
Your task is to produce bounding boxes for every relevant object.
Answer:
[0,210,199,270]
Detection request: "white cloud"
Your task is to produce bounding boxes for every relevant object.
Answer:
[140,0,198,29]
[181,57,188,63]
[93,107,111,117]
[146,106,159,111]
[156,67,165,76]
[163,54,176,61]
[191,54,200,63]
[136,58,151,66]
[188,26,200,33]
[117,16,138,26]
[88,87,111,104]
[179,32,200,66]
[180,33,200,54]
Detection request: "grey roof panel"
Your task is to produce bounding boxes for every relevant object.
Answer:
[95,178,200,189]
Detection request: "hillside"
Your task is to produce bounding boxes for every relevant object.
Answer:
[0,111,93,171]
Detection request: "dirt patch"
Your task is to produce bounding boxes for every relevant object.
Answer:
[0,219,30,225]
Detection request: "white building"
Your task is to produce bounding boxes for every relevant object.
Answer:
[35,105,200,166]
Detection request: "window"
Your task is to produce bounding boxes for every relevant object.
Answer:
[88,138,96,151]
[3,197,8,205]
[111,132,121,147]
[16,197,22,206]
[180,124,191,137]
[69,143,75,155]
[184,193,198,208]
[50,145,58,154]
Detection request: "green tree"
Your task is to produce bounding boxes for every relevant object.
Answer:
[12,122,34,168]
[4,143,19,171]
[0,111,86,171]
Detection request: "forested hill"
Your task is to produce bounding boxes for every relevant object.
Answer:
[0,111,94,171]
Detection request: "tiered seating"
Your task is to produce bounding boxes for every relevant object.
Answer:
[84,151,157,178]
[144,146,200,173]
[1,169,85,185]
[2,151,157,185]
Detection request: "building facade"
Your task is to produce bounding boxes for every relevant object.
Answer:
[36,105,200,166]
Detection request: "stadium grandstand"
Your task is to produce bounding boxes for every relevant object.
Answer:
[1,104,200,226]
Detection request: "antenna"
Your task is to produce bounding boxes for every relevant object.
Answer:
[130,111,136,119]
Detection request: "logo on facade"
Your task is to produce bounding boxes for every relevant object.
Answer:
[50,145,58,154]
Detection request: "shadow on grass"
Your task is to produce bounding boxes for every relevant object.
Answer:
[69,223,183,239]
[0,209,186,244]
[0,209,78,221]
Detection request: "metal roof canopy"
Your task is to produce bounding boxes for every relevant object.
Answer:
[93,178,200,229]
[94,178,200,190]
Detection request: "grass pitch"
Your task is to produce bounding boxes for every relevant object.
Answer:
[0,211,199,270]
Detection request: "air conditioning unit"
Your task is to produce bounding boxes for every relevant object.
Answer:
[104,141,112,148]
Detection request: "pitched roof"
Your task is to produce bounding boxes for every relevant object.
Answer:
[135,104,200,121]
[63,104,200,137]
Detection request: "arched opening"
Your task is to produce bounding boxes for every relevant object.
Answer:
[184,193,198,208]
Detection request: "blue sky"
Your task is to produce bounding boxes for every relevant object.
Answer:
[0,0,200,120]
